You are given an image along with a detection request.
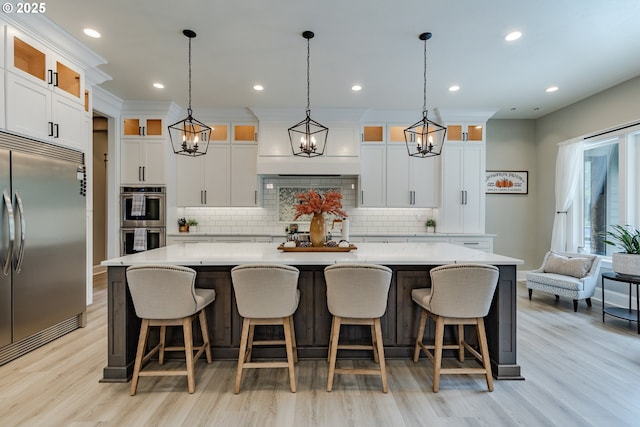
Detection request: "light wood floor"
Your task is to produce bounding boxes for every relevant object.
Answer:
[1,276,640,427]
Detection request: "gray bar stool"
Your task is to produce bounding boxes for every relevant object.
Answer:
[126,264,215,395]
[231,263,300,393]
[324,263,392,393]
[412,263,499,392]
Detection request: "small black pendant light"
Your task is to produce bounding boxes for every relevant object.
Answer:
[168,29,212,157]
[404,32,446,158]
[288,31,328,157]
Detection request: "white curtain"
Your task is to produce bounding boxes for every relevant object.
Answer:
[551,138,584,252]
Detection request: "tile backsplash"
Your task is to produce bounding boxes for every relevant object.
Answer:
[179,176,437,235]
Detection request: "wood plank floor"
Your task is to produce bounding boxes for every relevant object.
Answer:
[1,275,640,426]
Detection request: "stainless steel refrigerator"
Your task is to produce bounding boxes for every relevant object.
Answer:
[1,131,86,364]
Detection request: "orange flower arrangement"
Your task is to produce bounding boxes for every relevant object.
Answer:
[293,190,348,220]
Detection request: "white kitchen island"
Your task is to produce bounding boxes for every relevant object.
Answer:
[101,242,524,382]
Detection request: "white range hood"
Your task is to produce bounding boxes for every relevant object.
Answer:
[252,108,364,176]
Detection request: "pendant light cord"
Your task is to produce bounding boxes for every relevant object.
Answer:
[422,36,427,117]
[187,35,193,116]
[306,35,311,116]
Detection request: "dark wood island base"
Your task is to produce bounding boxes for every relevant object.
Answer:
[102,264,522,382]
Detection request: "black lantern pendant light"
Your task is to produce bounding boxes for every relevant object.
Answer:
[404,32,446,158]
[168,29,212,157]
[288,31,328,157]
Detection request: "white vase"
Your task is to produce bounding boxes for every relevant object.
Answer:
[612,253,640,276]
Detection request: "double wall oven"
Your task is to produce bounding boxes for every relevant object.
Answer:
[120,186,166,255]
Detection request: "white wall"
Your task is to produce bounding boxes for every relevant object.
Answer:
[485,119,538,269]
[534,75,640,263]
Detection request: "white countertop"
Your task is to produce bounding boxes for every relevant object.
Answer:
[102,242,523,267]
[166,232,497,238]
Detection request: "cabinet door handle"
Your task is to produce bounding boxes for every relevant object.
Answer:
[204,190,207,204]
[464,190,468,205]
[361,190,364,205]
[47,70,53,85]
[48,121,54,137]
[142,167,146,181]
[254,190,257,205]
[53,72,59,87]
[53,123,59,138]
[141,126,146,136]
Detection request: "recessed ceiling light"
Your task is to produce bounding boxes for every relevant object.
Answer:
[153,82,164,89]
[351,85,362,91]
[546,86,559,93]
[449,85,460,92]
[83,28,101,38]
[505,31,522,42]
[253,84,264,91]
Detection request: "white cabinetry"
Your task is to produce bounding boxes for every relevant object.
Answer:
[448,236,493,253]
[176,145,230,206]
[5,29,86,150]
[359,145,386,207]
[439,143,485,233]
[446,123,484,142]
[231,144,258,206]
[386,146,439,207]
[176,121,258,207]
[359,124,439,208]
[121,138,166,184]
[122,116,163,137]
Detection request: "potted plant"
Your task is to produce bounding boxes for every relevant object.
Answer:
[603,224,640,276]
[187,219,199,233]
[426,218,436,233]
[178,217,189,233]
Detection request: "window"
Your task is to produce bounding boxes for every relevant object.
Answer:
[577,126,640,256]
[582,140,619,255]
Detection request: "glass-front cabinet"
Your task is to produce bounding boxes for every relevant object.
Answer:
[446,123,484,142]
[122,117,163,137]
[9,32,84,103]
[5,28,86,149]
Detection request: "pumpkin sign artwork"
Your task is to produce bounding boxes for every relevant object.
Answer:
[486,171,528,194]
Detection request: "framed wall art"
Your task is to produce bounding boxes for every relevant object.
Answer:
[486,171,528,194]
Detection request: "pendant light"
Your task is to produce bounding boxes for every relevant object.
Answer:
[404,32,446,158]
[288,31,328,158]
[168,29,212,157]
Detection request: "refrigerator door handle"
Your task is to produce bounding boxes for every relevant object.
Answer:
[2,190,15,275]
[13,192,26,273]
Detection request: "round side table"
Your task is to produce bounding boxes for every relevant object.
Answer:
[601,271,640,334]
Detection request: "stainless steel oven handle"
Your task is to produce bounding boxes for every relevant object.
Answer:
[2,190,14,275]
[13,191,26,273]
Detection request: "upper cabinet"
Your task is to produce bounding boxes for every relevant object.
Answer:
[175,121,258,207]
[122,117,163,137]
[8,32,84,102]
[446,123,485,142]
[359,123,440,208]
[121,138,166,185]
[4,28,86,150]
[232,123,257,143]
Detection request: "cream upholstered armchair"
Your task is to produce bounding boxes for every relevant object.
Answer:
[526,251,602,312]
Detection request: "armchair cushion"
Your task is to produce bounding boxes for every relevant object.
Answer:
[542,252,594,278]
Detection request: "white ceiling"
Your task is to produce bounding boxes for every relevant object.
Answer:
[43,0,640,119]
